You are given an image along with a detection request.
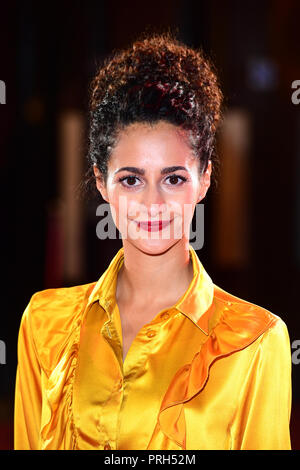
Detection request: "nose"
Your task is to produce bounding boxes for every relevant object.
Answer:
[141,184,167,219]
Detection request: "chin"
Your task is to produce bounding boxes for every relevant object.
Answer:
[127,237,180,256]
[120,217,189,255]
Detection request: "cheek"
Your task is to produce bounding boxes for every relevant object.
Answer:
[105,188,122,227]
[165,187,198,213]
[107,191,139,229]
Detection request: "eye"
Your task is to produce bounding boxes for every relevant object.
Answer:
[118,175,142,188]
[117,173,188,189]
[165,174,188,186]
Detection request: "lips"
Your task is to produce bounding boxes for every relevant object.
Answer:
[134,219,172,232]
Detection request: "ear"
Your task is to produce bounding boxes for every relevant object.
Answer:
[197,160,212,203]
[93,164,109,202]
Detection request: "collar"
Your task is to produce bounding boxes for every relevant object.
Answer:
[86,244,214,335]
[176,245,214,335]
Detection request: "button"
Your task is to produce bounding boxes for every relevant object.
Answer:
[104,442,111,450]
[147,330,156,338]
[160,312,169,321]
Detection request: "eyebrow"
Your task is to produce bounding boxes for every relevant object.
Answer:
[114,166,188,176]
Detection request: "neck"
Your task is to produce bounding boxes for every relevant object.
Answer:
[116,238,194,306]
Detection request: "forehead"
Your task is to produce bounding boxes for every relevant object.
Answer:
[109,121,196,167]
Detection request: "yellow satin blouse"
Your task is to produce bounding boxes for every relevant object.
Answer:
[14,244,292,450]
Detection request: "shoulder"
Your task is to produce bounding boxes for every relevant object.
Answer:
[19,282,97,373]
[211,283,290,349]
[26,281,97,329]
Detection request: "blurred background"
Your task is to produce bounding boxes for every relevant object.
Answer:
[1,0,300,450]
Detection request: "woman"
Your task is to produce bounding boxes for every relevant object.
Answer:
[14,32,292,450]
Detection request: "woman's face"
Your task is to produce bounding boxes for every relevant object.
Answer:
[93,121,211,255]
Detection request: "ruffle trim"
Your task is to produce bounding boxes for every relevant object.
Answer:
[40,320,81,450]
[148,302,278,449]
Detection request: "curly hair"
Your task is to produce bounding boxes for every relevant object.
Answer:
[82,31,223,196]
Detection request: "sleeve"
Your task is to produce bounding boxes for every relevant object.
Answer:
[14,294,43,450]
[232,318,292,450]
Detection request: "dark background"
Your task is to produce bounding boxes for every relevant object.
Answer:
[1,0,300,450]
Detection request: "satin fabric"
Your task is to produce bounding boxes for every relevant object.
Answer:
[14,244,292,450]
